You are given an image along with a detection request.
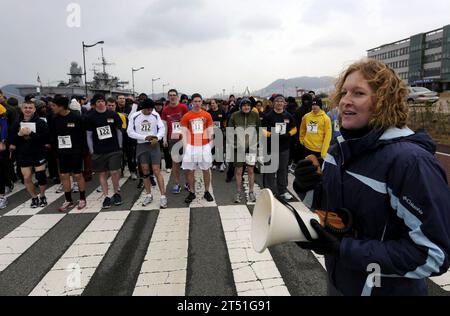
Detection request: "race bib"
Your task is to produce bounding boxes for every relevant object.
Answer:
[172,122,181,134]
[275,123,287,135]
[58,136,72,149]
[20,122,36,134]
[214,121,221,129]
[96,125,113,140]
[307,122,319,134]
[334,120,340,132]
[140,121,152,135]
[191,119,204,135]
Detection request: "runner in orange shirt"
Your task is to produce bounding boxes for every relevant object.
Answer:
[180,93,215,204]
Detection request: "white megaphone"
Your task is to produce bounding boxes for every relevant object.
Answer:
[252,189,320,253]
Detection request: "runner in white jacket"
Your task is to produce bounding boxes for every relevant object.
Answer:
[127,99,167,208]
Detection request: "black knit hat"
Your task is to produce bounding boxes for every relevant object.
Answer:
[141,98,155,109]
[91,94,105,105]
[311,97,323,109]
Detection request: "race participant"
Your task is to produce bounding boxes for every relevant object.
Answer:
[85,94,123,209]
[50,96,87,212]
[115,95,138,180]
[0,104,8,209]
[180,93,215,204]
[208,98,227,172]
[9,101,50,208]
[300,97,332,161]
[227,98,260,203]
[127,99,168,208]
[161,89,189,194]
[262,94,297,201]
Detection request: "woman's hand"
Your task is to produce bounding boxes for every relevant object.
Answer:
[294,159,322,193]
[18,127,31,137]
[9,144,16,152]
[0,142,6,152]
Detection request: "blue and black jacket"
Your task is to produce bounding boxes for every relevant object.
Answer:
[309,127,450,296]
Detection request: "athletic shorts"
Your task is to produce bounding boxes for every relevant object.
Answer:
[136,143,162,166]
[58,153,83,175]
[234,149,257,168]
[17,154,46,168]
[182,144,213,171]
[92,151,122,173]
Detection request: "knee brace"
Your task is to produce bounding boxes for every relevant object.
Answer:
[35,171,47,186]
[142,174,151,179]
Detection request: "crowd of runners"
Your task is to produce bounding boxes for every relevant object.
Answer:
[0,88,336,211]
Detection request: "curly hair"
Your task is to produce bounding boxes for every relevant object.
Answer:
[331,59,409,129]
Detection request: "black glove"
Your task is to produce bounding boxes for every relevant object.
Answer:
[293,159,322,193]
[297,220,341,257]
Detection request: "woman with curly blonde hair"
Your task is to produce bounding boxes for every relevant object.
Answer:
[294,59,450,296]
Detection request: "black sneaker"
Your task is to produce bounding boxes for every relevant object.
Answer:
[150,176,157,187]
[30,197,40,209]
[185,192,196,204]
[39,196,48,207]
[137,179,144,189]
[112,193,123,206]
[204,192,214,202]
[102,197,112,209]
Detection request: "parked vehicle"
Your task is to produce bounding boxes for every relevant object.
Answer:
[407,87,439,104]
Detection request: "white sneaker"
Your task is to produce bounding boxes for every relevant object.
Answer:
[234,193,242,204]
[0,197,8,209]
[72,182,79,193]
[212,165,217,171]
[96,186,102,193]
[248,192,256,203]
[142,194,154,207]
[55,184,64,194]
[131,172,138,181]
[166,168,172,174]
[281,192,293,201]
[160,196,168,209]
[220,164,226,172]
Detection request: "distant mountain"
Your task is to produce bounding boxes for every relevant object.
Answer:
[252,76,336,98]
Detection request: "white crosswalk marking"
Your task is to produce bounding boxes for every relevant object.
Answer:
[70,178,129,214]
[219,205,290,296]
[189,170,217,208]
[4,185,61,216]
[0,214,65,272]
[133,208,190,296]
[131,172,171,211]
[6,183,26,198]
[242,174,262,205]
[29,211,130,296]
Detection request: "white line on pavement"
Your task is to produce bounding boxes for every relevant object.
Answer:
[0,214,65,272]
[219,205,290,296]
[133,208,190,296]
[29,211,130,296]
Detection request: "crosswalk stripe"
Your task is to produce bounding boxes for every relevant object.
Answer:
[133,208,190,296]
[131,172,171,211]
[6,183,26,198]
[189,170,217,208]
[69,178,129,214]
[29,211,130,296]
[0,214,65,272]
[3,185,61,217]
[218,205,290,296]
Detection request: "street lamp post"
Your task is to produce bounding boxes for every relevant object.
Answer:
[132,67,145,96]
[152,78,160,100]
[82,40,104,98]
[162,83,170,96]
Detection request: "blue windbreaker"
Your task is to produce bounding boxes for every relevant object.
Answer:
[314,127,450,296]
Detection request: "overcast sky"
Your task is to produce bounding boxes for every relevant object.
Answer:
[1,0,449,97]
